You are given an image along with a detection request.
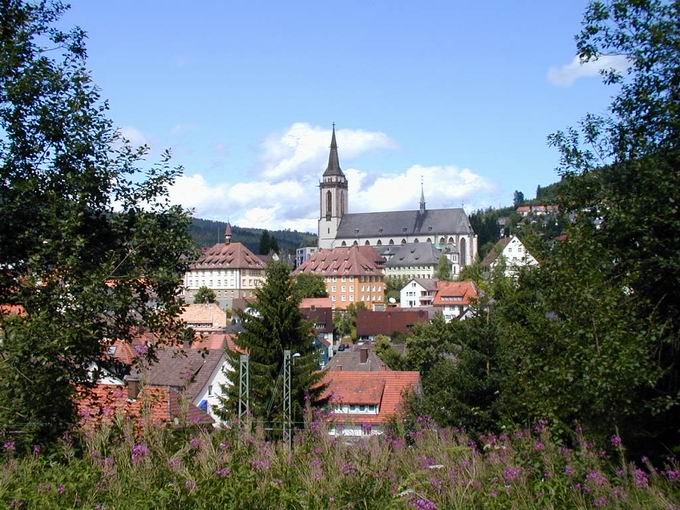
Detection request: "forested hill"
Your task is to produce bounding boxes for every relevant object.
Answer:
[189,218,317,253]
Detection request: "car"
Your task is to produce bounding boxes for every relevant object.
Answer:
[337,344,346,352]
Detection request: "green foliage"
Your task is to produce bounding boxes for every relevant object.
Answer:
[217,262,325,433]
[384,275,409,303]
[3,424,679,509]
[458,262,485,285]
[0,0,195,447]
[436,254,451,280]
[513,190,525,207]
[189,218,316,253]
[374,335,405,370]
[291,273,327,300]
[193,286,216,304]
[333,302,367,341]
[257,229,280,255]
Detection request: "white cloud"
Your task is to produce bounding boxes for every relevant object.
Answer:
[119,126,150,147]
[260,122,396,180]
[168,123,496,233]
[547,55,630,86]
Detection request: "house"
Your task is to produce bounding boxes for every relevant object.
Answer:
[383,242,455,280]
[300,297,334,366]
[516,205,532,216]
[432,280,480,322]
[182,223,266,310]
[356,309,429,341]
[293,245,385,310]
[325,344,389,372]
[480,235,539,277]
[181,303,227,331]
[132,348,231,424]
[77,381,213,431]
[295,246,318,267]
[400,278,438,308]
[319,370,421,436]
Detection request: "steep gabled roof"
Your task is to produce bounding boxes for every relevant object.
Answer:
[320,371,421,424]
[481,237,512,267]
[336,208,473,240]
[326,345,389,372]
[406,278,439,292]
[190,242,265,271]
[432,281,479,307]
[293,246,383,277]
[385,243,441,267]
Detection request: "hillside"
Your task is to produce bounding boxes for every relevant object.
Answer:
[190,218,317,253]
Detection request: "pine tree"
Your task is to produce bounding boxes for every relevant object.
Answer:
[259,230,271,254]
[217,262,326,433]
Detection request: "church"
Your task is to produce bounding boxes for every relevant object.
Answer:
[317,127,478,266]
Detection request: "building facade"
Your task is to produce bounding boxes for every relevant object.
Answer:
[481,235,539,277]
[293,245,385,310]
[183,224,266,309]
[317,127,478,267]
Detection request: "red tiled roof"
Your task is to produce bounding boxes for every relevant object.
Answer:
[293,246,383,277]
[190,242,264,270]
[181,303,227,329]
[77,384,213,430]
[0,304,27,317]
[356,309,429,337]
[432,281,479,307]
[299,297,333,309]
[320,371,421,424]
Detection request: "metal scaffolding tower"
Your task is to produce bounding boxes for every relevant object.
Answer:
[282,350,292,449]
[238,354,250,424]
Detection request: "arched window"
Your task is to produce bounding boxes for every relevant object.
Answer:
[364,240,370,246]
[448,236,454,244]
[353,240,358,246]
[326,191,332,219]
[389,239,394,245]
[340,191,344,216]
[439,237,446,244]
[414,238,419,243]
[460,237,467,266]
[426,238,432,243]
[341,241,347,247]
[377,240,383,246]
[401,239,407,244]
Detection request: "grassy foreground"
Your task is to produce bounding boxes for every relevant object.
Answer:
[1,418,679,509]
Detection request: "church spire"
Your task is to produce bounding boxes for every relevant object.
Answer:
[323,123,345,177]
[419,176,426,214]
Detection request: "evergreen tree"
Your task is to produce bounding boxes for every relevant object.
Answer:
[269,235,280,254]
[258,230,271,254]
[436,255,452,280]
[513,190,525,207]
[217,262,326,433]
[194,286,216,304]
[0,1,194,447]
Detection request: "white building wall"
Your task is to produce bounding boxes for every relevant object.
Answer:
[193,357,233,425]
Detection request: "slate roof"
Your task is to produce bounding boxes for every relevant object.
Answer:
[293,246,383,277]
[322,125,345,178]
[407,278,439,292]
[385,243,441,267]
[320,371,421,424]
[336,208,473,240]
[190,242,265,270]
[326,345,389,372]
[356,309,429,337]
[134,348,225,401]
[480,237,512,267]
[77,384,213,430]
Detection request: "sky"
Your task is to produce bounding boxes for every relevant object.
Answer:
[62,1,625,233]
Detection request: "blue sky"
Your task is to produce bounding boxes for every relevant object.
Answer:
[63,1,623,232]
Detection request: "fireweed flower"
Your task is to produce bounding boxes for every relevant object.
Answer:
[189,437,201,449]
[666,469,680,481]
[634,468,649,488]
[168,458,182,470]
[3,440,16,452]
[410,497,438,510]
[58,485,66,495]
[219,441,230,450]
[251,459,271,471]
[341,462,356,475]
[611,435,622,447]
[594,496,608,508]
[131,443,150,464]
[504,466,523,483]
[185,479,197,493]
[216,467,231,477]
[586,470,608,487]
[534,441,545,451]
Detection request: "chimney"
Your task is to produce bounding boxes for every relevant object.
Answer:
[336,364,343,371]
[124,375,141,400]
[359,347,368,364]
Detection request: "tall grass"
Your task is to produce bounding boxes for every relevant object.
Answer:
[1,417,679,509]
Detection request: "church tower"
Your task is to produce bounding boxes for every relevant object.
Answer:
[318,125,348,249]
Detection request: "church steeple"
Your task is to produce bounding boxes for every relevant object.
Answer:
[323,123,345,177]
[419,176,426,214]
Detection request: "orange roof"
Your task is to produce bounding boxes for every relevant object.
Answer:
[320,371,421,424]
[0,304,27,317]
[294,246,383,277]
[181,303,227,329]
[516,206,531,212]
[77,384,213,430]
[190,242,264,270]
[432,281,479,307]
[299,297,333,309]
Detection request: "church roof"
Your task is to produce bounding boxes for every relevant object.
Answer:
[336,208,473,239]
[322,125,345,178]
[385,243,442,268]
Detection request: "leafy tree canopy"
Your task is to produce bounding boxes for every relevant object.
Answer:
[194,286,216,304]
[291,273,327,300]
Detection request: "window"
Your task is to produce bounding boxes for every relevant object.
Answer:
[341,286,346,292]
[341,295,346,302]
[331,296,336,302]
[331,286,336,292]
[349,286,354,292]
[208,385,213,396]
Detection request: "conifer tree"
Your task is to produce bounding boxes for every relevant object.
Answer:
[217,262,326,433]
[258,230,271,254]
